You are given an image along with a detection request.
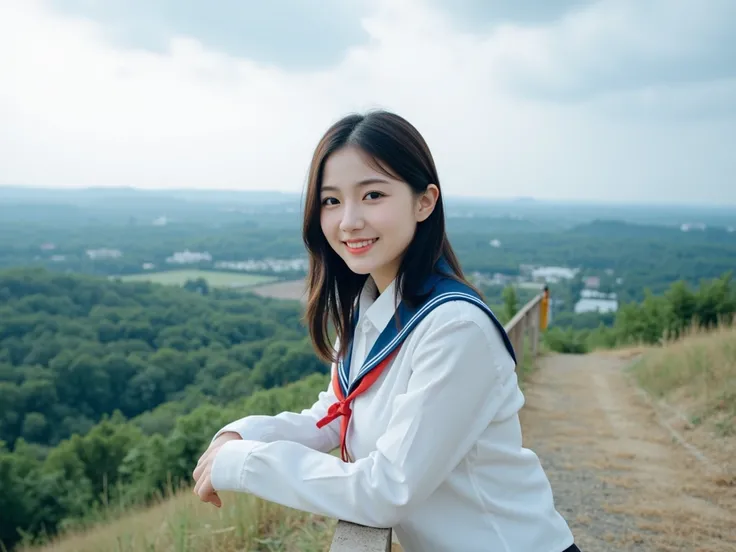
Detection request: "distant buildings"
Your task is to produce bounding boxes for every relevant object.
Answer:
[163,250,307,273]
[470,271,515,286]
[528,266,579,284]
[574,290,618,314]
[215,258,308,273]
[86,248,122,259]
[166,250,212,264]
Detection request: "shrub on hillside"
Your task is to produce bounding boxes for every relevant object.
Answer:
[544,272,735,354]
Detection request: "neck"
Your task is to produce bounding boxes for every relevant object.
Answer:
[371,267,398,294]
[370,255,403,293]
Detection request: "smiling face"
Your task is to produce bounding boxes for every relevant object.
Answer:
[319,146,437,292]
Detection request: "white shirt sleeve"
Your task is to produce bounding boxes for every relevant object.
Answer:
[211,361,342,454]
[209,309,517,528]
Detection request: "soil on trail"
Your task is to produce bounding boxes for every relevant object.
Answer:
[519,353,735,552]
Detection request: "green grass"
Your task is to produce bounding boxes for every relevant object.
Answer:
[115,270,278,289]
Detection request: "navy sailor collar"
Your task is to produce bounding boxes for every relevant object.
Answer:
[337,258,516,397]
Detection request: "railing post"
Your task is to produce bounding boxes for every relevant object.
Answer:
[329,521,392,552]
[503,292,545,370]
[540,286,549,332]
[516,318,525,369]
[530,303,539,357]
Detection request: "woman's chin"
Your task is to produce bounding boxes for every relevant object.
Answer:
[342,259,374,275]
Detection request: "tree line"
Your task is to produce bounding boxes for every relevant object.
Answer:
[0,268,328,451]
[3,214,735,307]
[544,271,736,353]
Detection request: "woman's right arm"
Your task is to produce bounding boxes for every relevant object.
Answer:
[210,361,341,454]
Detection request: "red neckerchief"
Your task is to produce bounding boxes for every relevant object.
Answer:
[316,349,399,462]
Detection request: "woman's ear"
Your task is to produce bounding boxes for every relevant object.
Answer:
[415,184,439,222]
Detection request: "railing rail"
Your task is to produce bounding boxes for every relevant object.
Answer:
[328,290,549,551]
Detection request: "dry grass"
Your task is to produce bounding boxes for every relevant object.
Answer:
[629,324,736,439]
[19,489,336,552]
[23,327,736,552]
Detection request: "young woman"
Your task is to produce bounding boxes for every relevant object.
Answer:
[193,110,580,552]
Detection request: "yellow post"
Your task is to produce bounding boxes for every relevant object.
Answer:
[540,286,549,331]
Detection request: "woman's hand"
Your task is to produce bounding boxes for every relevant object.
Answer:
[192,431,241,507]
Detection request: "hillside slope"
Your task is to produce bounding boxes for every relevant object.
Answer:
[0,268,332,550]
[16,328,736,552]
[626,324,735,469]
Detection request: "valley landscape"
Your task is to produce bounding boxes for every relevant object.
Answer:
[3,1,734,549]
[0,187,734,551]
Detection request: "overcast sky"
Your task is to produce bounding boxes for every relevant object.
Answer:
[1,0,734,204]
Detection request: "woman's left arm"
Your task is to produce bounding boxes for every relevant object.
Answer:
[209,308,516,528]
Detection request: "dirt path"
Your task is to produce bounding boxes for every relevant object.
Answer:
[519,353,735,552]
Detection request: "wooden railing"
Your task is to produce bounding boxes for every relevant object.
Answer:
[328,291,549,551]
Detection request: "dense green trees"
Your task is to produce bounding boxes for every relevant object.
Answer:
[614,272,735,343]
[0,268,325,452]
[0,268,335,549]
[0,373,330,550]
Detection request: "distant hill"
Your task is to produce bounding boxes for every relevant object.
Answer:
[3,185,735,228]
[566,219,734,243]
[0,186,301,206]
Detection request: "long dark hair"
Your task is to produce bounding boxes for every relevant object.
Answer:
[302,110,478,363]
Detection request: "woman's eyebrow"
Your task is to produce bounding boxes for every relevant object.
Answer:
[321,177,391,193]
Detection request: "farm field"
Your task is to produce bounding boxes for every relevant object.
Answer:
[249,278,306,302]
[115,269,278,288]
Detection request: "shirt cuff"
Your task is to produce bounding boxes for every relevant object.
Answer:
[212,417,279,443]
[210,439,262,492]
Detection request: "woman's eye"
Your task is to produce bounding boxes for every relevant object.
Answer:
[321,197,339,206]
[365,191,384,200]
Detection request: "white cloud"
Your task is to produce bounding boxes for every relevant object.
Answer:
[0,0,734,204]
[487,0,736,99]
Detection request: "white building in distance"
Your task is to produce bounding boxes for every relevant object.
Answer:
[166,250,212,264]
[530,266,579,284]
[215,257,308,273]
[86,248,123,259]
[575,290,618,314]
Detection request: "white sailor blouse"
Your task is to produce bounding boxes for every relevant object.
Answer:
[210,259,575,552]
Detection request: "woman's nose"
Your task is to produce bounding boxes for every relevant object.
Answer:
[339,204,365,232]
